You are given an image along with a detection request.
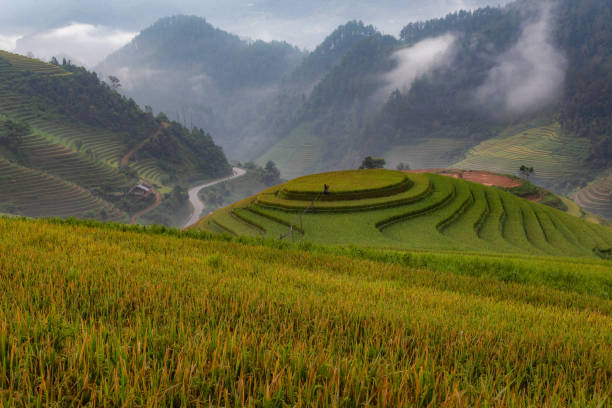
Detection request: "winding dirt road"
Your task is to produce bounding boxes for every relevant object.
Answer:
[183,167,246,228]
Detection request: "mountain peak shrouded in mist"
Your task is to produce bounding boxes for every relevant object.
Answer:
[100,15,304,88]
[32,0,607,199]
[2,0,516,67]
[291,21,379,82]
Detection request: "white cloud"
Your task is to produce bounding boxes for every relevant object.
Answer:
[474,3,567,116]
[380,34,457,98]
[15,23,136,67]
[0,35,23,51]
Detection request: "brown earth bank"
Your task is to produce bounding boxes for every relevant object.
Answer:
[405,169,524,188]
[120,122,169,167]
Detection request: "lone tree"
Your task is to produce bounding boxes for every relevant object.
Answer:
[263,160,281,185]
[519,165,534,179]
[359,156,386,169]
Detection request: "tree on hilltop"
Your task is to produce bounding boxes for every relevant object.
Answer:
[519,165,534,179]
[359,156,386,169]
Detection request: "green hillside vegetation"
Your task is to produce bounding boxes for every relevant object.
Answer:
[1,216,611,405]
[252,0,611,196]
[197,170,612,258]
[96,15,305,159]
[0,50,71,77]
[197,162,284,217]
[0,52,231,225]
[383,138,468,170]
[453,123,591,191]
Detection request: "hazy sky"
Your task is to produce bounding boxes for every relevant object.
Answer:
[1,0,513,66]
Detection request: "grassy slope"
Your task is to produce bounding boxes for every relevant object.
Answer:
[453,123,590,189]
[256,122,323,180]
[1,217,611,406]
[383,138,470,170]
[199,172,612,257]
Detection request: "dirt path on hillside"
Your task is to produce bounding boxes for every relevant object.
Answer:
[120,122,168,167]
[183,167,247,228]
[122,123,168,224]
[129,189,162,224]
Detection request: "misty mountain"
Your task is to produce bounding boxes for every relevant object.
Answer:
[98,0,610,195]
[96,15,305,159]
[260,0,610,192]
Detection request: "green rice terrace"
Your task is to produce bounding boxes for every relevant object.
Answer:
[0,50,71,77]
[0,52,232,224]
[573,174,612,220]
[196,169,612,257]
[453,123,590,190]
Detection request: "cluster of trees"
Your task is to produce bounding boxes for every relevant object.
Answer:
[141,123,232,181]
[359,156,386,169]
[0,119,29,151]
[6,59,158,143]
[241,161,282,186]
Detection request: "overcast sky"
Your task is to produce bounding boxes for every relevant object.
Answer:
[0,0,513,67]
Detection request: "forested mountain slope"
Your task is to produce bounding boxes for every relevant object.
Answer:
[0,51,231,225]
[96,15,305,159]
[96,0,610,216]
[259,0,610,198]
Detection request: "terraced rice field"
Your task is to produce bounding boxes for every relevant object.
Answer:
[14,129,131,190]
[0,158,126,220]
[384,138,469,170]
[573,175,612,219]
[257,123,324,180]
[453,124,590,186]
[0,90,130,167]
[0,50,70,77]
[197,170,612,257]
[131,159,165,187]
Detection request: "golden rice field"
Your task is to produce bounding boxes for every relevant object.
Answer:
[1,217,611,406]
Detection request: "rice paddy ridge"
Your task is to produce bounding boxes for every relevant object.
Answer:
[0,50,71,77]
[196,170,612,257]
[384,138,468,170]
[10,125,132,190]
[0,89,129,168]
[573,175,612,219]
[453,123,590,186]
[0,158,126,220]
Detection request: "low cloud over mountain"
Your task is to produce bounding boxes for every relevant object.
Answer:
[475,2,567,116]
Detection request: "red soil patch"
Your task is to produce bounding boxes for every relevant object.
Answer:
[461,171,524,188]
[404,169,524,189]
